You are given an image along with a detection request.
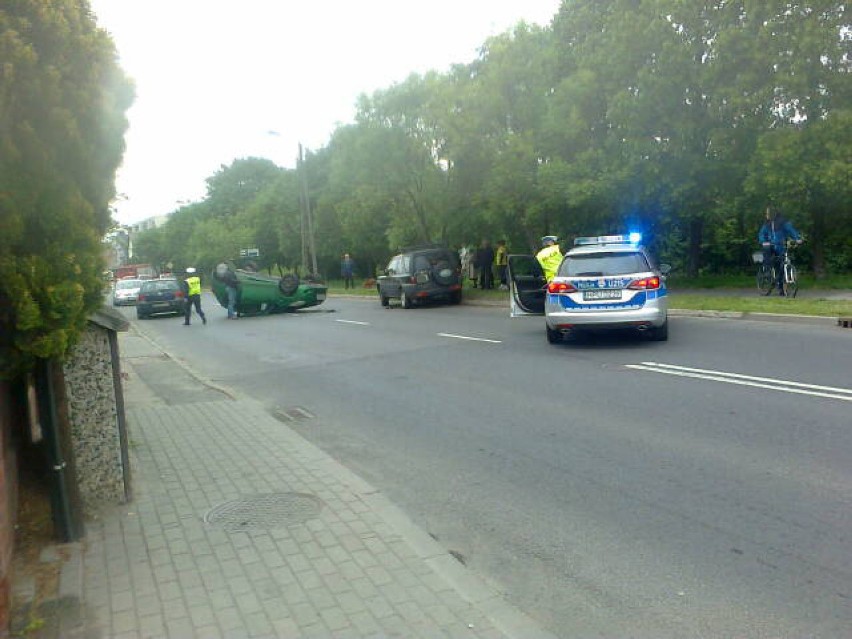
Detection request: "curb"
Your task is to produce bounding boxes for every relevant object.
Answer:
[668,308,839,327]
[122,321,557,639]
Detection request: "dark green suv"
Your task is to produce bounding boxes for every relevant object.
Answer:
[377,247,463,308]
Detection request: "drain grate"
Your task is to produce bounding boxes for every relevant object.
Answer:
[203,492,323,532]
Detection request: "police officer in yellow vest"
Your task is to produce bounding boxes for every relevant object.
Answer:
[536,236,562,282]
[182,267,207,325]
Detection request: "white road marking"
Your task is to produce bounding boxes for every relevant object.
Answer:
[437,333,502,344]
[335,319,370,326]
[626,361,852,402]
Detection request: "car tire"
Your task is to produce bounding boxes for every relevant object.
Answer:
[650,319,669,341]
[450,290,462,305]
[136,311,147,320]
[400,291,412,309]
[278,273,300,296]
[379,289,389,307]
[546,325,561,344]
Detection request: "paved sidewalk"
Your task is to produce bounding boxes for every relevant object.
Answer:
[24,328,556,639]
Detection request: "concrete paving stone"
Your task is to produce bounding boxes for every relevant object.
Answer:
[290,601,322,626]
[176,569,204,590]
[219,559,246,580]
[164,616,194,637]
[236,546,261,564]
[107,575,132,593]
[335,591,368,616]
[134,594,162,617]
[289,526,314,544]
[143,534,167,551]
[243,611,275,637]
[229,533,254,549]
[269,565,297,586]
[277,580,308,606]
[213,607,245,632]
[208,588,236,610]
[319,606,351,632]
[305,586,338,611]
[152,564,178,585]
[188,539,214,556]
[137,613,166,637]
[350,549,379,570]
[183,586,211,606]
[161,598,190,621]
[365,565,394,587]
[339,534,366,554]
[111,609,137,634]
[188,604,217,627]
[233,592,264,616]
[311,555,337,577]
[295,569,323,591]
[212,545,238,562]
[147,549,172,567]
[274,537,300,557]
[349,576,379,600]
[271,616,301,636]
[110,589,135,613]
[301,540,325,560]
[336,560,363,581]
[363,595,395,620]
[173,552,197,572]
[321,573,354,597]
[249,534,277,552]
[168,539,192,555]
[396,599,429,624]
[285,553,312,574]
[253,578,282,601]
[297,623,331,638]
[193,626,223,639]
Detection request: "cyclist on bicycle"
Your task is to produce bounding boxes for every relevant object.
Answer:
[758,205,803,296]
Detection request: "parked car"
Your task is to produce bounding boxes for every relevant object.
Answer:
[377,247,462,308]
[112,278,143,306]
[507,234,671,343]
[136,278,185,319]
[210,262,327,316]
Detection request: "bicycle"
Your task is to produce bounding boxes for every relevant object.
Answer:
[755,240,799,298]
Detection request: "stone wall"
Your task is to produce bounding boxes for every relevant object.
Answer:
[62,325,127,515]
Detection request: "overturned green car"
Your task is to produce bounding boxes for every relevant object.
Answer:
[211,263,327,316]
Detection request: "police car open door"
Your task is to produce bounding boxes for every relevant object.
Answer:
[507,255,545,316]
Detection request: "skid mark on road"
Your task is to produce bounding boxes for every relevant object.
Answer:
[626,361,852,402]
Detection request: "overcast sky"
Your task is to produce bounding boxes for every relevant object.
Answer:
[88,1,561,225]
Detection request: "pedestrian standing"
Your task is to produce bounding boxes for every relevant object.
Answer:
[341,253,356,290]
[223,268,239,319]
[182,267,207,325]
[494,239,508,290]
[475,240,495,289]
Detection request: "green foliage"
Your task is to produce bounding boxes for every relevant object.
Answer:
[0,0,133,379]
[140,0,850,284]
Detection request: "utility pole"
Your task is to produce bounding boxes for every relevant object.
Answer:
[297,143,318,276]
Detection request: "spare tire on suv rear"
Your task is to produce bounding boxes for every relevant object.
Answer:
[432,261,455,286]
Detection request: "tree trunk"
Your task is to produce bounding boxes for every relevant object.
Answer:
[810,207,826,279]
[687,217,704,278]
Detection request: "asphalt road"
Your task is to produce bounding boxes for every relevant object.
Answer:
[120,294,852,638]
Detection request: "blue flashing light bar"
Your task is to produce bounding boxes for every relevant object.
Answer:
[574,233,642,246]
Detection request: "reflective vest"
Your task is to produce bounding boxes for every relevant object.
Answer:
[186,276,201,296]
[536,244,562,282]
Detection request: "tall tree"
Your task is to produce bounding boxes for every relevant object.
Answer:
[0,0,133,377]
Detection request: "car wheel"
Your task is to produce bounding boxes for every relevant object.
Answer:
[136,311,147,320]
[450,290,462,305]
[546,325,561,344]
[400,291,412,309]
[379,289,389,307]
[650,319,669,341]
[278,273,300,296]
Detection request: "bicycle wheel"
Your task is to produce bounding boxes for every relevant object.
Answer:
[785,263,798,298]
[757,265,774,296]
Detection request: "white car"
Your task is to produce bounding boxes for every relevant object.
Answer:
[112,278,143,306]
[508,234,671,343]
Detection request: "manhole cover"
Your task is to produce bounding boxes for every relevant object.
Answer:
[203,493,323,532]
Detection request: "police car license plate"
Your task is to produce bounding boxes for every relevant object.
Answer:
[583,289,621,301]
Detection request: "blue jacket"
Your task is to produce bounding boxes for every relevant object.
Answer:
[758,217,801,251]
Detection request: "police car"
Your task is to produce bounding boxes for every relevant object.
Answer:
[507,234,671,343]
